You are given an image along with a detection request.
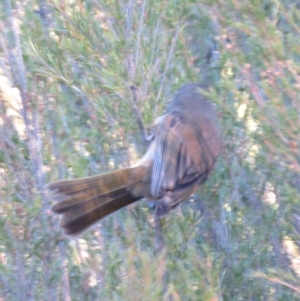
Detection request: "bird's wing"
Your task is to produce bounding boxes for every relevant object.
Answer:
[150,112,209,199]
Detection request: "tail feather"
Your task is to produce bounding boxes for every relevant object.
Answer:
[47,168,131,197]
[46,168,140,236]
[60,191,138,236]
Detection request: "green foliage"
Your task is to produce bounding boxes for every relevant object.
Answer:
[0,0,300,300]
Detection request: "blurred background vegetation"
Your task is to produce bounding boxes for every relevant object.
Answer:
[1,0,300,300]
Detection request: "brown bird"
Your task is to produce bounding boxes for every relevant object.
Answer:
[46,83,221,236]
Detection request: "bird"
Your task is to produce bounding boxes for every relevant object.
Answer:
[46,83,221,236]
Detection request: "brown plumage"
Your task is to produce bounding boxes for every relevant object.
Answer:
[46,83,221,236]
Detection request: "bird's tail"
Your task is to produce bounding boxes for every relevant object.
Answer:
[46,168,141,236]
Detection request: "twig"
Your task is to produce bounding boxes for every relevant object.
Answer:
[243,66,266,108]
[134,0,147,71]
[125,1,148,147]
[154,217,165,252]
[6,0,29,128]
[155,23,183,116]
[130,84,148,146]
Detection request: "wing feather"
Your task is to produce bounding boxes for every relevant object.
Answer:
[150,113,203,199]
